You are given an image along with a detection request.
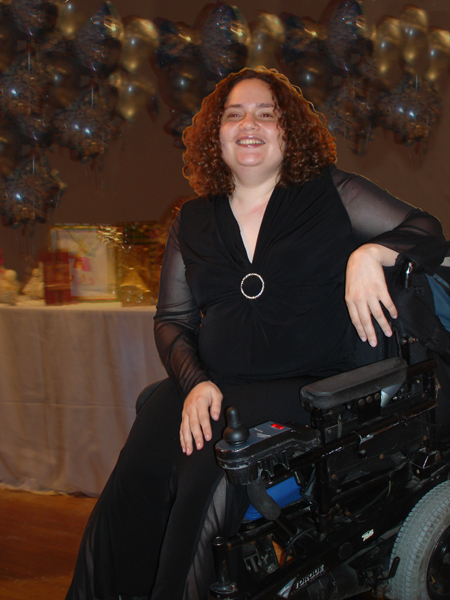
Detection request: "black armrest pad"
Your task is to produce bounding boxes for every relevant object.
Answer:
[300,357,407,410]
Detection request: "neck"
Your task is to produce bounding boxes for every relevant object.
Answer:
[230,174,278,207]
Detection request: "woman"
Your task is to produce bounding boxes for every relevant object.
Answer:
[66,67,446,600]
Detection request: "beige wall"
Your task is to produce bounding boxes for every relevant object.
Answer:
[1,0,449,279]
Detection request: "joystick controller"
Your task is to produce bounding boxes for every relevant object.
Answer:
[223,407,250,445]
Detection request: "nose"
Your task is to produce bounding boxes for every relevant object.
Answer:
[239,112,258,130]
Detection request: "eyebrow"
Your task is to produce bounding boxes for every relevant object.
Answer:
[224,103,275,109]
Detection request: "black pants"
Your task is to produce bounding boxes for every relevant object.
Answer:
[65,375,316,600]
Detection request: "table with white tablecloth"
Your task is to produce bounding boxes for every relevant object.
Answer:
[0,301,166,496]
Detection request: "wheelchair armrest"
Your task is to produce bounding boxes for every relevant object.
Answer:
[300,357,407,411]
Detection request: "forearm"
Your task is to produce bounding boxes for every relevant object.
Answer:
[350,243,399,268]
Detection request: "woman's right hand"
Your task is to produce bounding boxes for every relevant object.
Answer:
[180,381,223,455]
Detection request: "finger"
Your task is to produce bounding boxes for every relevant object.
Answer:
[179,429,186,454]
[197,404,213,443]
[181,415,195,456]
[347,301,369,342]
[210,393,223,421]
[187,407,209,450]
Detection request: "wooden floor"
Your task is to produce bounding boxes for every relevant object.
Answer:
[0,488,375,600]
[0,488,96,600]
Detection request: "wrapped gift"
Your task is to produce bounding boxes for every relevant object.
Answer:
[41,251,72,305]
[115,221,166,306]
[50,225,117,301]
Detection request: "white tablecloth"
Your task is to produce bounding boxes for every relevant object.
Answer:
[0,300,166,496]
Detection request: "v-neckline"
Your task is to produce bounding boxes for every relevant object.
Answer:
[226,187,278,265]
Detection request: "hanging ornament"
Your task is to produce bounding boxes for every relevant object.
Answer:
[320,0,371,74]
[278,13,326,67]
[8,0,58,41]
[322,74,377,155]
[0,150,65,227]
[53,80,123,161]
[152,18,199,71]
[377,72,441,146]
[196,2,250,80]
[73,2,123,77]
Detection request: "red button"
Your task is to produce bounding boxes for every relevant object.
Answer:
[271,423,284,430]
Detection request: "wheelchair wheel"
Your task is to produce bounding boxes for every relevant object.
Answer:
[389,480,450,600]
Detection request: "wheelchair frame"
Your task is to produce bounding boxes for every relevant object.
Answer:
[210,321,450,599]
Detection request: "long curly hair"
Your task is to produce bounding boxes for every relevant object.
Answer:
[182,67,336,197]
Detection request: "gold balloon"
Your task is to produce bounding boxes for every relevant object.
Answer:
[247,12,284,69]
[55,1,89,39]
[120,17,159,74]
[111,72,157,121]
[425,28,450,86]
[398,6,428,74]
[375,17,403,89]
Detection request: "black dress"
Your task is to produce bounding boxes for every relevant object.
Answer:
[66,166,446,600]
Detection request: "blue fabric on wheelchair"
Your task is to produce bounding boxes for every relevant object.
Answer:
[427,275,450,332]
[244,476,301,521]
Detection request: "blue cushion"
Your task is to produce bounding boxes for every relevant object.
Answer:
[245,476,301,521]
[427,275,450,332]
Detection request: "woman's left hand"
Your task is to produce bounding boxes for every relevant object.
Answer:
[345,244,399,347]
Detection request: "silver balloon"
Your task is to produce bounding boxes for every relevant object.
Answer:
[247,12,284,69]
[398,6,428,75]
[425,28,450,87]
[120,17,159,74]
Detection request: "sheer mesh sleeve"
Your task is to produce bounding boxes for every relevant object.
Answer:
[331,166,448,271]
[154,212,210,398]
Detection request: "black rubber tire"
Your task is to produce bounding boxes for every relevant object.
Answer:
[389,480,450,600]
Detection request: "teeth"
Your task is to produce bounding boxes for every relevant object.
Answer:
[237,139,264,145]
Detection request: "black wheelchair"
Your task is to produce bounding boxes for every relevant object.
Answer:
[208,263,450,600]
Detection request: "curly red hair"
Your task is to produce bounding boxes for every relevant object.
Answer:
[182,67,336,197]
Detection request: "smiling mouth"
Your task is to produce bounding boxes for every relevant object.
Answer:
[236,139,264,146]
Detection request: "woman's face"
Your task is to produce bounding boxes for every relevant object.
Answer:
[219,78,285,181]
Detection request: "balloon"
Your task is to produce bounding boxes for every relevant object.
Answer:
[152,18,198,70]
[196,2,250,80]
[163,111,193,148]
[110,71,158,121]
[247,12,284,69]
[13,111,54,146]
[43,51,81,107]
[0,47,49,117]
[0,19,17,72]
[377,73,441,146]
[320,0,370,74]
[398,6,428,75]
[279,13,326,66]
[0,151,65,227]
[288,54,334,107]
[0,125,21,176]
[425,29,450,87]
[322,75,377,155]
[156,59,207,114]
[8,0,58,41]
[55,0,89,39]
[374,17,403,90]
[120,17,159,74]
[53,81,123,161]
[73,2,123,77]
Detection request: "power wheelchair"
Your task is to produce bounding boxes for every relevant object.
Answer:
[208,262,450,600]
